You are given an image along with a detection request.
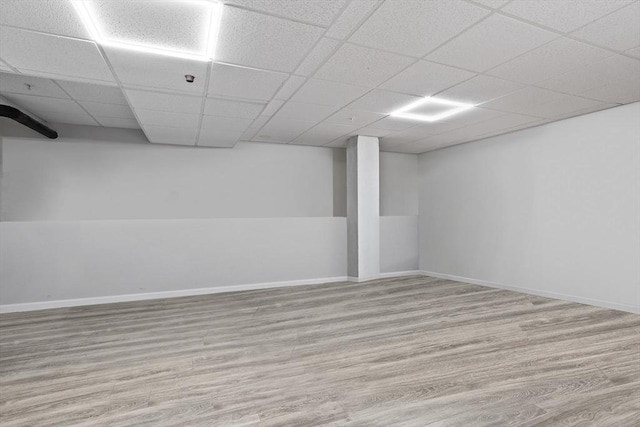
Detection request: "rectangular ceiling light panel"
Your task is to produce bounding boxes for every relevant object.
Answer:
[390,97,474,122]
[71,0,223,62]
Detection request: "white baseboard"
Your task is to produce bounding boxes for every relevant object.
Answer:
[10,270,630,315]
[0,271,424,313]
[0,276,350,313]
[347,270,422,282]
[420,270,640,314]
[378,270,423,279]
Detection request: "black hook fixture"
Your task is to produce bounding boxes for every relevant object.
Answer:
[0,104,58,139]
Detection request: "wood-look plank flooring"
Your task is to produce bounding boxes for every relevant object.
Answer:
[1,275,639,426]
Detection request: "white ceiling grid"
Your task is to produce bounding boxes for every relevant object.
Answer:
[0,0,637,153]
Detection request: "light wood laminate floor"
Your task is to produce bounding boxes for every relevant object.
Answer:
[1,276,639,426]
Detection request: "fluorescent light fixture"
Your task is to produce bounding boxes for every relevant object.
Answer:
[71,0,223,62]
[390,97,474,122]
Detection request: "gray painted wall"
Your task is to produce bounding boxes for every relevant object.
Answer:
[380,152,418,216]
[418,102,640,312]
[380,216,418,273]
[2,138,335,220]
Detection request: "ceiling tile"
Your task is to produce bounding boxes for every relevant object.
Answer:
[4,93,83,115]
[532,95,606,118]
[434,106,505,126]
[367,116,420,131]
[346,89,422,114]
[0,60,13,72]
[274,75,307,100]
[580,78,640,104]
[456,112,542,136]
[215,6,323,72]
[324,135,353,148]
[295,38,341,76]
[254,116,318,142]
[470,0,510,8]
[274,101,339,123]
[626,46,640,59]
[380,125,445,144]
[326,0,381,39]
[57,80,127,105]
[105,46,207,94]
[135,109,200,128]
[203,98,264,119]
[125,89,202,114]
[261,99,285,117]
[480,86,603,117]
[389,121,461,139]
[353,127,393,138]
[426,15,557,72]
[324,109,386,127]
[315,43,414,87]
[198,129,243,148]
[250,115,270,129]
[0,0,90,39]
[380,133,420,146]
[480,86,565,114]
[413,132,465,149]
[437,75,524,104]
[79,101,135,119]
[224,0,347,26]
[290,78,369,106]
[588,54,640,82]
[239,126,260,141]
[552,102,617,121]
[200,115,253,133]
[292,123,357,146]
[349,0,489,57]
[88,0,213,54]
[208,63,288,101]
[0,26,115,83]
[4,93,99,125]
[536,55,640,95]
[488,38,613,85]
[0,72,69,98]
[502,0,633,33]
[390,142,431,154]
[95,117,140,129]
[536,69,605,96]
[144,125,197,146]
[572,1,640,51]
[37,110,100,126]
[379,60,476,97]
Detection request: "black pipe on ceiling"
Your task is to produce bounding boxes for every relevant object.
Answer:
[0,104,58,139]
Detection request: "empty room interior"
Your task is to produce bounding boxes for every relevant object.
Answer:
[1,0,639,425]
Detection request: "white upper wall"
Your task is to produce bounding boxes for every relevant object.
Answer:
[418,102,640,312]
[1,132,336,220]
[1,125,419,221]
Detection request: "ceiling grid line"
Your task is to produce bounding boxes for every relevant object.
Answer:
[247,0,387,144]
[1,0,637,152]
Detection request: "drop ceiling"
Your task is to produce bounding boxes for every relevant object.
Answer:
[0,0,638,153]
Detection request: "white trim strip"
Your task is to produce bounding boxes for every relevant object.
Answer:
[419,270,640,314]
[0,271,425,313]
[0,276,348,313]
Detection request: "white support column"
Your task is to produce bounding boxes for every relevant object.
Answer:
[346,135,380,281]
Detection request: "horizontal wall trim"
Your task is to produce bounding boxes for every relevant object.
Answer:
[420,270,640,314]
[0,271,423,313]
